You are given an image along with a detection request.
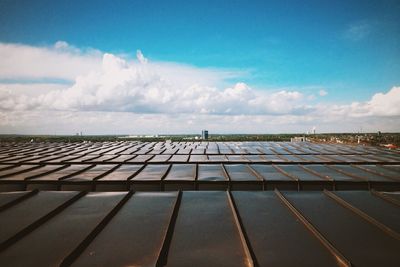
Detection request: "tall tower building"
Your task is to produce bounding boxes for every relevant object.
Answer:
[201,130,209,140]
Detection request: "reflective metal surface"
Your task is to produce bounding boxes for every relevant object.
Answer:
[0,190,398,266]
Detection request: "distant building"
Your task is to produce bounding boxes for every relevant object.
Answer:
[291,136,306,142]
[201,130,209,140]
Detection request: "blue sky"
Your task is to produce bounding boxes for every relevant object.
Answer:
[1,0,399,99]
[0,0,399,134]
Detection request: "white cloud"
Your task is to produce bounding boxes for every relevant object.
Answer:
[0,42,102,80]
[0,51,307,115]
[136,50,148,64]
[54,41,69,50]
[368,87,400,116]
[0,41,399,134]
[319,89,328,96]
[323,87,400,118]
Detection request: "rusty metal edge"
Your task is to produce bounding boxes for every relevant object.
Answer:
[370,190,400,207]
[155,190,182,267]
[300,165,333,182]
[60,191,133,267]
[0,189,39,212]
[351,165,400,182]
[227,191,257,267]
[246,165,265,190]
[323,190,400,241]
[0,190,87,252]
[274,189,352,267]
[272,165,300,191]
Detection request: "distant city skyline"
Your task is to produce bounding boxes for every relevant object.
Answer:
[0,0,399,134]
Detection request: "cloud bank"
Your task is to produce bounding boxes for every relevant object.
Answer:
[0,41,399,134]
[0,42,102,81]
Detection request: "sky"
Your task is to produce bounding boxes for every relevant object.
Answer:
[0,0,399,134]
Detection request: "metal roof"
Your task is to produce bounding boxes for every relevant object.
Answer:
[0,190,399,266]
[0,141,398,192]
[0,141,399,266]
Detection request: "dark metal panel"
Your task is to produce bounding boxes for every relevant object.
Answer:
[350,165,400,191]
[278,154,302,162]
[346,165,396,182]
[197,164,228,181]
[71,192,178,266]
[63,154,101,163]
[227,155,249,162]
[250,164,297,190]
[0,190,35,210]
[130,164,170,191]
[126,155,153,163]
[25,165,93,191]
[380,192,400,204]
[44,154,82,163]
[277,165,325,181]
[148,149,166,155]
[0,154,34,163]
[284,191,400,267]
[278,165,333,190]
[176,149,191,155]
[191,148,205,154]
[0,165,67,191]
[261,154,285,162]
[106,154,135,163]
[63,164,117,181]
[164,164,196,191]
[296,154,330,162]
[333,191,400,234]
[0,165,14,171]
[131,164,169,181]
[118,147,139,154]
[162,148,178,154]
[188,154,208,163]
[0,192,127,266]
[378,153,400,161]
[224,164,260,181]
[37,154,70,163]
[307,165,368,190]
[231,191,340,266]
[205,148,219,154]
[224,164,263,190]
[0,165,67,181]
[0,191,80,245]
[197,164,229,190]
[243,155,267,162]
[369,165,400,179]
[165,191,250,267]
[365,154,399,162]
[208,155,227,162]
[305,165,351,180]
[17,154,52,163]
[0,165,41,178]
[149,155,172,163]
[382,165,400,172]
[168,155,189,163]
[60,165,117,191]
[97,164,143,181]
[28,165,93,181]
[85,155,119,163]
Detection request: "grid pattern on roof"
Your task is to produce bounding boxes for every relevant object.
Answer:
[0,141,399,192]
[0,190,399,266]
